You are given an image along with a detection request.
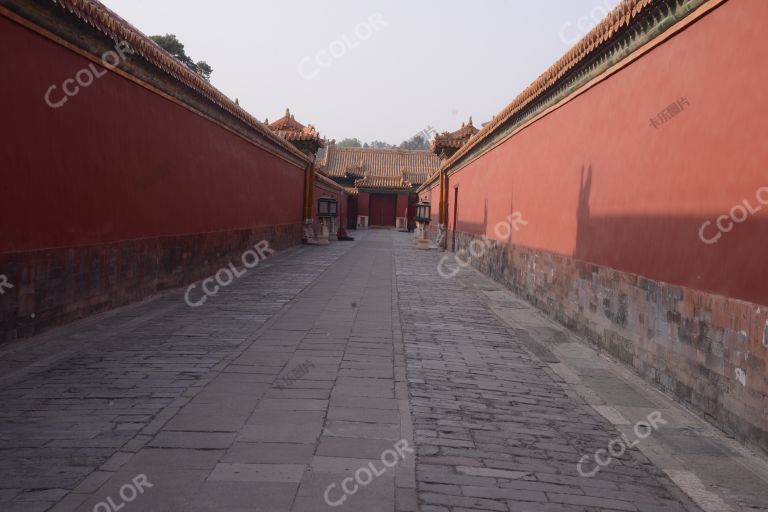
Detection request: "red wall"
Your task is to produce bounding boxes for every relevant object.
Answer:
[436,1,768,450]
[446,0,768,306]
[0,14,307,341]
[0,15,304,255]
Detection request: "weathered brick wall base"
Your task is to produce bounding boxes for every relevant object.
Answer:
[450,230,768,454]
[0,224,301,344]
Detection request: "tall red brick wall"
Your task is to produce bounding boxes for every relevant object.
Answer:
[0,14,306,341]
[441,0,768,451]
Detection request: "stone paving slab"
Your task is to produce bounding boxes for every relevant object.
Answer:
[393,234,706,512]
[0,231,415,511]
[0,242,354,511]
[1,230,767,511]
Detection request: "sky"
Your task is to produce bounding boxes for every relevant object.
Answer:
[100,0,621,145]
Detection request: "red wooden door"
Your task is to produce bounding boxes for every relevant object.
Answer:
[369,194,397,226]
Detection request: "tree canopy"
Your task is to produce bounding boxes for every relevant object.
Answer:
[150,34,213,81]
[398,134,429,150]
[337,138,362,148]
[335,135,429,151]
[369,140,396,149]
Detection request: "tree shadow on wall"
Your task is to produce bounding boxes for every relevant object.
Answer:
[575,163,593,262]
[571,163,768,307]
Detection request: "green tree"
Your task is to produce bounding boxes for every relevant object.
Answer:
[369,140,395,149]
[150,34,213,81]
[337,138,362,148]
[399,134,428,150]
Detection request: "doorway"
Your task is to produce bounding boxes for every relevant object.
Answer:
[369,194,397,226]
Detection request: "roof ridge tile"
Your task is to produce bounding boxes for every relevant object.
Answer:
[51,0,310,163]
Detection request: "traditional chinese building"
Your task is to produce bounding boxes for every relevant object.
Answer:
[415,117,480,243]
[266,108,324,157]
[266,109,349,242]
[431,117,479,159]
[318,142,439,230]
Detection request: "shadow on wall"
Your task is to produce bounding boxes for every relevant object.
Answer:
[449,164,768,451]
[452,194,524,249]
[572,164,768,307]
[0,225,301,343]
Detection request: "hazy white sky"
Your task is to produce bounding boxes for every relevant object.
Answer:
[100,0,620,144]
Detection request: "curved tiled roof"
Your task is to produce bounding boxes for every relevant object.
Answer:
[315,171,347,193]
[281,130,324,144]
[354,175,413,191]
[442,0,655,170]
[322,146,439,185]
[269,108,306,132]
[268,108,324,145]
[50,0,310,163]
[432,117,479,152]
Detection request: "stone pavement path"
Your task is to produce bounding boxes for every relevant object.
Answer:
[0,230,764,511]
[394,236,701,512]
[0,242,353,511]
[0,233,416,512]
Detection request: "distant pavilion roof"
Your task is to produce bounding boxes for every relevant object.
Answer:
[432,117,479,156]
[267,108,324,145]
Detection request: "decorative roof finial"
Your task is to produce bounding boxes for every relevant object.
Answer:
[285,107,290,116]
[468,116,474,126]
